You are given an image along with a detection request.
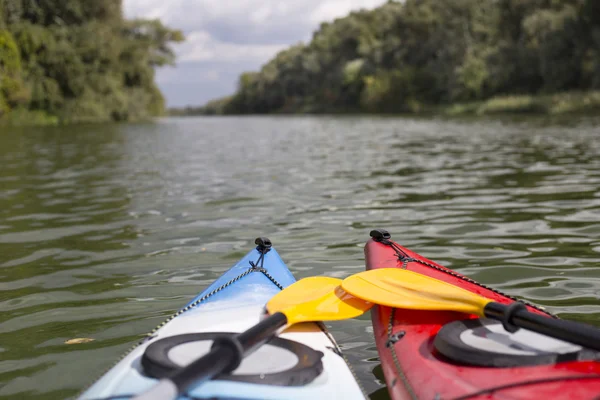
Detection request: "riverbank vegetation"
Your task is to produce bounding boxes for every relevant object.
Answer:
[180,0,600,116]
[447,91,600,116]
[0,0,183,125]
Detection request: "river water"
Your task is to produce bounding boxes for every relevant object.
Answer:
[2,116,600,399]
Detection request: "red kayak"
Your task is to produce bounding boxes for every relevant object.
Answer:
[365,229,600,400]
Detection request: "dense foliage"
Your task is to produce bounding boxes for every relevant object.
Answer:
[0,0,183,124]
[204,0,600,114]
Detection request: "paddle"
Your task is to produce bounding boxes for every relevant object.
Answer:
[133,276,372,400]
[341,268,600,352]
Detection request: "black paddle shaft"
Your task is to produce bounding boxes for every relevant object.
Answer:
[484,302,600,352]
[169,311,288,393]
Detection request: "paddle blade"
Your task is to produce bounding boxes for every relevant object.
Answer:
[341,269,490,315]
[266,277,372,325]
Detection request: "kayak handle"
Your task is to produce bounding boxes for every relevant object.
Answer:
[484,302,600,352]
[255,237,272,251]
[370,229,391,242]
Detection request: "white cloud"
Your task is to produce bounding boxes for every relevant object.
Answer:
[124,0,387,43]
[123,0,170,20]
[155,65,219,84]
[176,31,287,63]
[310,0,389,24]
[123,0,388,106]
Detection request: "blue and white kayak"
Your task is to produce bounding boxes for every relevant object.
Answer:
[79,238,366,400]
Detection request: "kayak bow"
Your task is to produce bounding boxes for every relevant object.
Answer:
[364,229,600,400]
[79,237,367,400]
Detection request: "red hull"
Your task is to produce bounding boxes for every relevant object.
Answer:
[366,238,600,400]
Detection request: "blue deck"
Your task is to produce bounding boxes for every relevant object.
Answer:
[185,247,297,307]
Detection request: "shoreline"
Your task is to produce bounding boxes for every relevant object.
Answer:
[4,91,600,127]
[169,91,600,119]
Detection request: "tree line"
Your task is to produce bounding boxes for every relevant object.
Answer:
[192,0,600,115]
[0,0,183,124]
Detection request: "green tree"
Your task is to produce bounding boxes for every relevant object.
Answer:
[0,0,183,124]
[207,0,600,115]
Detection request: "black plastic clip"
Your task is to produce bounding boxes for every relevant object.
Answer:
[386,331,405,347]
[255,237,272,253]
[370,229,391,242]
[502,302,527,333]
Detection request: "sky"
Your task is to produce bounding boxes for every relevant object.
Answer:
[124,0,388,107]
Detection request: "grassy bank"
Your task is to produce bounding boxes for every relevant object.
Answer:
[0,109,59,127]
[169,90,600,119]
[444,91,600,117]
[0,109,163,127]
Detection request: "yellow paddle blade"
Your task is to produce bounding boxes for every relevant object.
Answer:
[341,269,491,316]
[266,276,372,325]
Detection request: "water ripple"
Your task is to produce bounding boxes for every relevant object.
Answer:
[1,117,600,399]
